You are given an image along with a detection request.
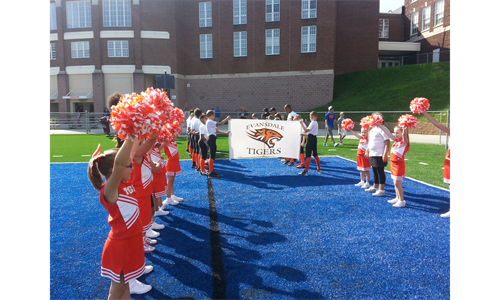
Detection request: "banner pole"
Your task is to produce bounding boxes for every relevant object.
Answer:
[228,119,232,161]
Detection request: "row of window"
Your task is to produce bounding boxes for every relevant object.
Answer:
[50,40,129,60]
[410,0,445,36]
[50,0,132,30]
[202,26,316,58]
[200,0,317,28]
[50,26,316,60]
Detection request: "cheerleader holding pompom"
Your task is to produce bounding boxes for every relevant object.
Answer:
[348,126,372,189]
[87,138,152,299]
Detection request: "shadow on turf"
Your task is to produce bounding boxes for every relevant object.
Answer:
[167,204,325,299]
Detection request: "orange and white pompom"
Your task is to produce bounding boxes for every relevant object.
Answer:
[341,118,354,131]
[410,97,430,115]
[398,114,418,129]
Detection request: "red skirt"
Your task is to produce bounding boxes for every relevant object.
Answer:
[444,149,450,184]
[152,170,167,197]
[138,195,152,233]
[101,233,145,284]
[166,159,181,176]
[390,160,406,181]
[357,154,371,171]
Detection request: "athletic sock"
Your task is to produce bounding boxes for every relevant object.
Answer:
[304,157,311,172]
[299,153,304,164]
[209,158,214,173]
[314,156,321,169]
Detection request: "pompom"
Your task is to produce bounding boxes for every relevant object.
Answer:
[360,116,371,129]
[341,118,354,131]
[398,114,418,129]
[109,93,162,141]
[157,126,175,144]
[410,97,430,115]
[142,87,174,125]
[360,114,383,129]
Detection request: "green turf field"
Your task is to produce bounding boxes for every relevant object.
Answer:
[50,134,449,189]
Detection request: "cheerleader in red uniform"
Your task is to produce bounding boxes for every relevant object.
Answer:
[150,143,169,217]
[421,110,451,218]
[88,138,152,298]
[162,139,184,207]
[349,127,372,189]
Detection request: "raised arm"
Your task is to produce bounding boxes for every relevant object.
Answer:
[349,129,362,139]
[377,124,396,140]
[216,115,231,126]
[103,138,135,203]
[421,111,450,134]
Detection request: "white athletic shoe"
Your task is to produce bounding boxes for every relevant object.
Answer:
[372,189,386,197]
[172,195,184,202]
[129,279,152,295]
[144,265,154,274]
[441,210,451,218]
[387,198,399,204]
[151,221,165,230]
[360,182,371,189]
[354,181,365,187]
[154,208,170,216]
[163,197,179,207]
[392,200,406,208]
[146,228,160,238]
[365,186,377,193]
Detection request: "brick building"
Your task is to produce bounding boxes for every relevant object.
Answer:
[50,0,380,114]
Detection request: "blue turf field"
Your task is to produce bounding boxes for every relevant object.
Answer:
[50,157,450,299]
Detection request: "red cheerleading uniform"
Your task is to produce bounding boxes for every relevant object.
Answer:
[164,142,182,176]
[100,182,145,284]
[390,139,409,180]
[129,154,154,233]
[356,138,371,171]
[444,134,451,184]
[151,146,167,197]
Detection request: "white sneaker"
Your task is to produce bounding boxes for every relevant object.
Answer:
[163,198,179,207]
[365,186,377,193]
[441,210,451,218]
[387,198,399,204]
[372,189,386,197]
[143,242,155,253]
[144,265,154,274]
[151,221,165,230]
[146,228,160,238]
[360,182,371,189]
[172,195,184,202]
[392,200,406,208]
[154,208,170,216]
[129,279,152,294]
[354,181,365,187]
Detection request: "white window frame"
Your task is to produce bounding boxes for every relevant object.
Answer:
[410,11,419,36]
[51,3,57,30]
[234,31,247,57]
[233,0,247,25]
[422,5,431,31]
[108,40,129,57]
[200,34,213,59]
[199,2,212,27]
[266,0,280,22]
[301,26,316,53]
[66,1,92,29]
[103,0,132,27]
[71,41,90,59]
[50,43,56,60]
[265,29,280,55]
[301,0,317,19]
[434,0,444,26]
[379,19,389,38]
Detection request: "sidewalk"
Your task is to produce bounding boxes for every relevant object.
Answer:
[50,124,449,146]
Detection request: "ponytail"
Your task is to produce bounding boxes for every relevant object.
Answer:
[87,149,119,191]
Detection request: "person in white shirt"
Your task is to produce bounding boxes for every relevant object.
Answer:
[185,110,194,154]
[364,112,391,197]
[298,111,322,176]
[197,114,210,175]
[205,110,230,178]
[190,108,202,169]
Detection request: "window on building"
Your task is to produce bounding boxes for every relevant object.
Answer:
[410,11,419,36]
[301,26,316,53]
[266,29,280,55]
[422,5,431,31]
[200,34,213,59]
[199,2,212,27]
[266,0,280,22]
[71,41,90,58]
[379,19,389,38]
[103,0,131,27]
[435,0,444,26]
[50,3,57,30]
[234,31,247,57]
[302,0,317,19]
[234,0,247,25]
[50,43,56,60]
[108,40,129,57]
[66,1,92,29]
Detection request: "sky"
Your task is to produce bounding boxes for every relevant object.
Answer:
[379,0,405,12]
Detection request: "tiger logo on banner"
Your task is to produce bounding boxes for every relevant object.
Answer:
[229,119,301,159]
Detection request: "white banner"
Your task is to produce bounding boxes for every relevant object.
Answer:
[229,119,302,159]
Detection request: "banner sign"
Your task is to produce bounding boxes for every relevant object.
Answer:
[229,119,302,159]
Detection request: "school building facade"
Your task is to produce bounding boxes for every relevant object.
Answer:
[49,0,449,114]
